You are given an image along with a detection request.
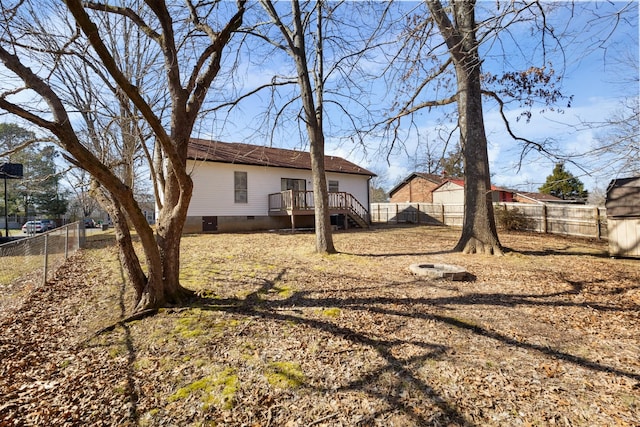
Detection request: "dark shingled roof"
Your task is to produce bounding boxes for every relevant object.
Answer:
[388,172,445,196]
[606,176,640,217]
[188,139,376,177]
[515,191,563,203]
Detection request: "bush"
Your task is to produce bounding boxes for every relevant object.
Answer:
[495,206,533,231]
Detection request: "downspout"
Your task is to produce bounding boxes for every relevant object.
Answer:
[367,175,372,224]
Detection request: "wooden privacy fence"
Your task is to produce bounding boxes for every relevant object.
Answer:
[371,202,608,240]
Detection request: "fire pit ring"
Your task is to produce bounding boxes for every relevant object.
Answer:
[409,263,468,281]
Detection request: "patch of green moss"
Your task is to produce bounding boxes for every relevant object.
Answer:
[320,307,341,318]
[173,316,205,338]
[274,285,293,298]
[108,346,123,358]
[266,361,306,389]
[168,368,239,410]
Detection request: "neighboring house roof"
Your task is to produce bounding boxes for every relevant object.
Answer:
[187,139,376,177]
[605,176,640,217]
[388,172,445,197]
[432,178,512,193]
[514,191,564,204]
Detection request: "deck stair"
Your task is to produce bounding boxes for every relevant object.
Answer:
[268,190,370,229]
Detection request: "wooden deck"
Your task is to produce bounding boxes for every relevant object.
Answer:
[268,190,370,229]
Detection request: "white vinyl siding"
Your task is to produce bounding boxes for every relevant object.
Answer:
[187,160,370,216]
[325,172,368,205]
[432,181,464,204]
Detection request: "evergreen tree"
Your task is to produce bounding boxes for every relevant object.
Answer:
[0,124,68,219]
[539,163,588,201]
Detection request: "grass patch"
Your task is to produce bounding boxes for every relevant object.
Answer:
[319,307,341,318]
[265,361,306,389]
[168,368,239,410]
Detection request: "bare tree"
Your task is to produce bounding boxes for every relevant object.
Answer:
[425,0,502,254]
[237,1,389,253]
[383,1,596,255]
[0,0,245,312]
[65,168,100,219]
[583,47,640,179]
[258,0,337,253]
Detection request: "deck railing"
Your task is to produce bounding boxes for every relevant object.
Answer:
[268,190,370,225]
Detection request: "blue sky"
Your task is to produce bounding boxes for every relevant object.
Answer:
[4,1,634,197]
[204,1,639,196]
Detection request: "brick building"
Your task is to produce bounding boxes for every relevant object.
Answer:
[388,173,445,203]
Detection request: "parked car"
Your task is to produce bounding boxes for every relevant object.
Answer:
[22,220,44,233]
[83,218,96,228]
[40,219,57,230]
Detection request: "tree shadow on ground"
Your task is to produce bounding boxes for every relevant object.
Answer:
[192,275,473,426]
[184,268,640,425]
[101,258,638,426]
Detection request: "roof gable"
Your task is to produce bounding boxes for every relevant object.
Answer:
[388,172,445,196]
[187,139,375,177]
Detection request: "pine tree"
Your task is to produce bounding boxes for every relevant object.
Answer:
[539,163,588,201]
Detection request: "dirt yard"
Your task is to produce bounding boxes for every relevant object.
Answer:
[0,226,638,426]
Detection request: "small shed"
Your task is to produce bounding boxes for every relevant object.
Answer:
[605,177,640,258]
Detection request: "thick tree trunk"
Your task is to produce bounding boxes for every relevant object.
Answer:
[139,147,195,312]
[309,128,336,254]
[90,182,147,302]
[428,0,503,255]
[289,0,336,254]
[455,4,502,255]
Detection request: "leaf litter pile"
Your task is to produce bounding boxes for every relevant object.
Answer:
[1,226,638,426]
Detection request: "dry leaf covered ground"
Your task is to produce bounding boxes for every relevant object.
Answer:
[0,225,638,426]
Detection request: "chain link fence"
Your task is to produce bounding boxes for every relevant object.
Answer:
[0,222,85,288]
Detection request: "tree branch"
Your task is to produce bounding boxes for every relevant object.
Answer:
[83,1,161,40]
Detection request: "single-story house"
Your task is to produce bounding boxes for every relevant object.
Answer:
[513,191,564,204]
[182,139,376,233]
[388,172,445,203]
[432,179,514,205]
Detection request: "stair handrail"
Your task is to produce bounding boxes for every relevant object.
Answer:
[342,192,369,225]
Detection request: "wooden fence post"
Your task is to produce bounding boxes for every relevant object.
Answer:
[541,204,548,234]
